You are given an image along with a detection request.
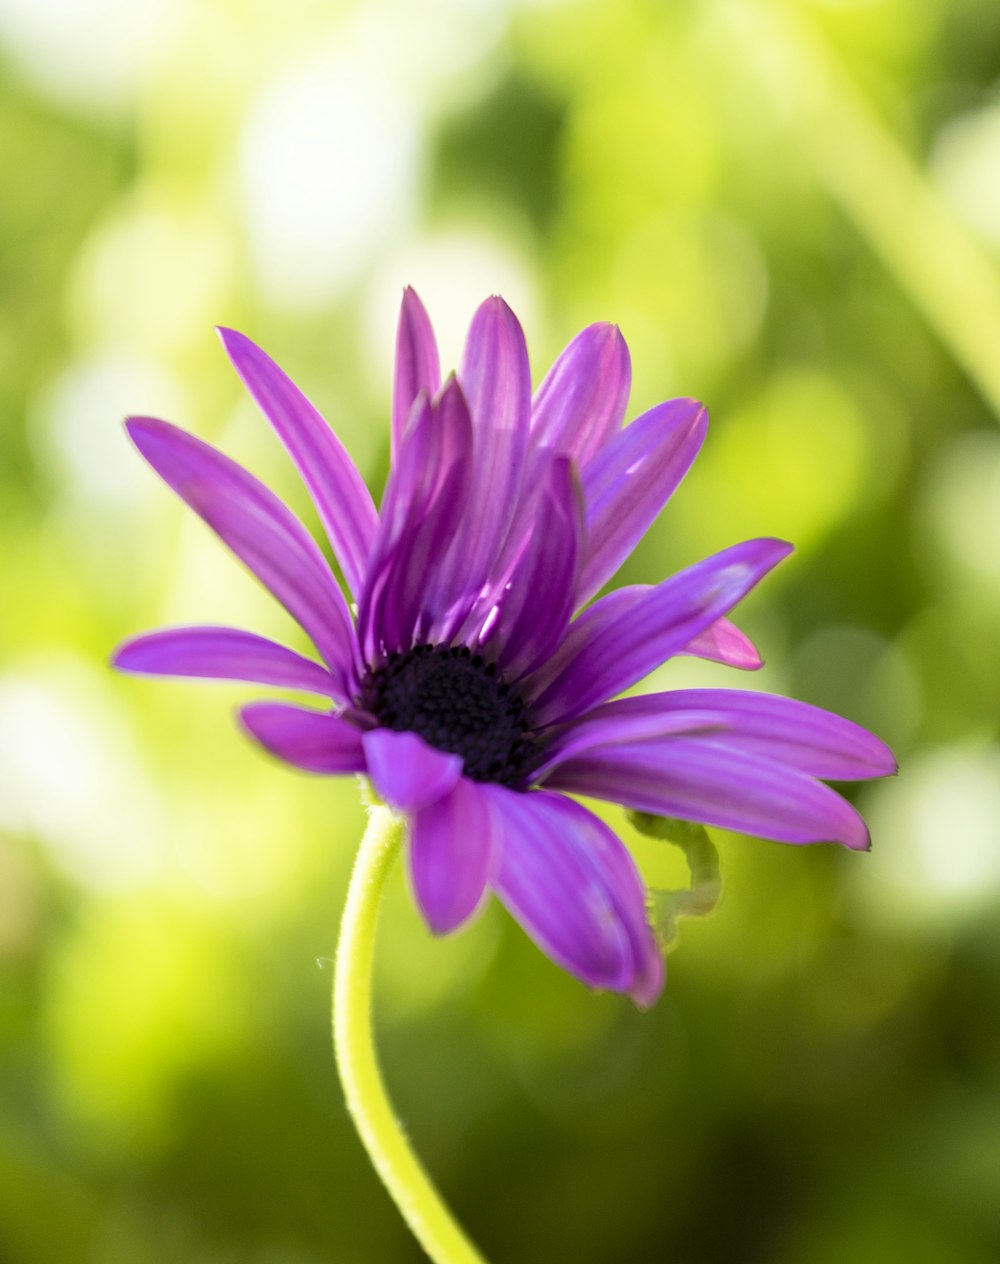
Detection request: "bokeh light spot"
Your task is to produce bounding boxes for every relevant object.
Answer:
[860,744,1000,927]
[241,51,420,310]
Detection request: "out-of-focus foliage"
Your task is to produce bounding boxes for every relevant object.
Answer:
[2,0,1000,1260]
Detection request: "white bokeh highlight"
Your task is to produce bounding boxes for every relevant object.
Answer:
[0,658,168,891]
[859,744,1000,927]
[35,353,185,510]
[933,96,1000,252]
[0,0,170,112]
[240,52,421,310]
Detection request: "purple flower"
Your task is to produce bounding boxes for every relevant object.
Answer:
[113,289,896,1007]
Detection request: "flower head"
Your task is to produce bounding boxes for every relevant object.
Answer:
[114,289,896,1007]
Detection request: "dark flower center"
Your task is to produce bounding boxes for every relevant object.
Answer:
[360,644,537,786]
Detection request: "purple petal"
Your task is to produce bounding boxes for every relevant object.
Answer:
[534,707,727,781]
[531,538,793,726]
[392,287,441,458]
[544,689,897,781]
[482,786,663,1006]
[455,326,626,644]
[217,328,377,600]
[357,383,475,658]
[409,776,496,933]
[458,296,531,586]
[521,584,648,700]
[113,626,343,698]
[682,618,762,670]
[126,417,358,694]
[530,323,631,468]
[576,398,708,608]
[240,702,366,774]
[390,383,478,648]
[490,456,582,679]
[362,729,463,813]
[544,739,871,850]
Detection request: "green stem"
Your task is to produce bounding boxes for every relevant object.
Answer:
[332,804,487,1264]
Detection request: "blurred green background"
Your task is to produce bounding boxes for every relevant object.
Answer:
[3,0,1000,1260]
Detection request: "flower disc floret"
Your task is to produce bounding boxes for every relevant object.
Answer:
[360,644,537,786]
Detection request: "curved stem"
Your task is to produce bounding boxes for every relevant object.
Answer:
[333,804,487,1264]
